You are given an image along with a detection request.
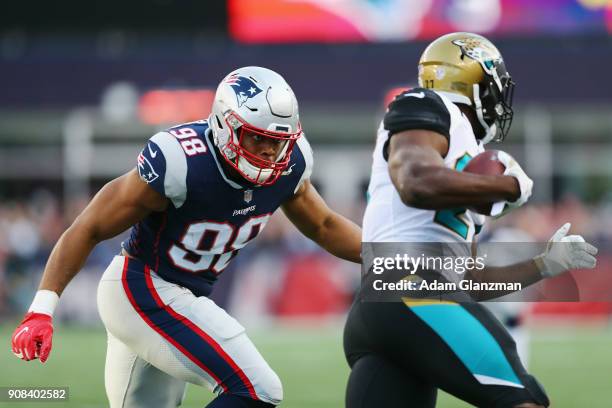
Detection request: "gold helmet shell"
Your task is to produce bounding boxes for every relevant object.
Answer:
[418,32,515,143]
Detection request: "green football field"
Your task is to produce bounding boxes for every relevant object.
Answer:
[0,322,610,407]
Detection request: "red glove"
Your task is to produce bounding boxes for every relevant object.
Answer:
[11,312,54,363]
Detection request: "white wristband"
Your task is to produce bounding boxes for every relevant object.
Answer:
[28,290,60,317]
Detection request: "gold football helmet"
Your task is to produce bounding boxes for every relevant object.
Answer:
[418,32,515,143]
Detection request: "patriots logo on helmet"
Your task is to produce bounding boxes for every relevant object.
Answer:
[225,74,263,107]
[137,152,159,183]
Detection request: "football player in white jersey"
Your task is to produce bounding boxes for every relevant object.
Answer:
[344,33,598,407]
[11,66,362,408]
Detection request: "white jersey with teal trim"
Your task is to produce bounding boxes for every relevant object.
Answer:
[363,90,485,243]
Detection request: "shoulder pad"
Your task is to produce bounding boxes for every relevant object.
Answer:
[383,88,451,140]
[137,132,188,208]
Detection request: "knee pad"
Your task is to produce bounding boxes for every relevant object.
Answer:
[254,368,283,405]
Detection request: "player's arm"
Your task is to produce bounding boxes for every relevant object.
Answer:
[11,170,167,362]
[384,89,531,210]
[282,179,361,263]
[466,223,598,300]
[388,131,520,210]
[466,259,543,301]
[39,169,167,295]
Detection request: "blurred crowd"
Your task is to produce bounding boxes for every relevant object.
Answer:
[0,188,610,324]
[0,190,122,320]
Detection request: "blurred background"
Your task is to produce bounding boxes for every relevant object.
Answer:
[0,0,611,407]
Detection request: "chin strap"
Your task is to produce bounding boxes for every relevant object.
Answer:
[472,84,497,144]
[237,155,273,184]
[437,89,498,144]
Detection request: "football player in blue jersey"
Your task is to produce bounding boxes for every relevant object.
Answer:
[11,66,362,408]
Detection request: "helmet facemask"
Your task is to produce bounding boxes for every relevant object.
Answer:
[223,111,301,186]
[473,59,515,144]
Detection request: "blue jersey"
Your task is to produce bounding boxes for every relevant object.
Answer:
[123,120,313,297]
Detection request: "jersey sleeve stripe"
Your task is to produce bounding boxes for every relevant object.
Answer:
[294,135,314,193]
[151,132,188,208]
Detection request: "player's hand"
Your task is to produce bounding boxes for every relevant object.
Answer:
[491,151,533,217]
[11,312,54,363]
[534,223,598,278]
[467,210,486,229]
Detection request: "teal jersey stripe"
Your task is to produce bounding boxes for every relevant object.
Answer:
[455,153,472,171]
[409,304,522,387]
[433,152,472,239]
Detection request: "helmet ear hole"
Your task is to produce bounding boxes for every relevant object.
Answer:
[215,115,223,129]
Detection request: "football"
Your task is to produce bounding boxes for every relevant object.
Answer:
[463,150,506,215]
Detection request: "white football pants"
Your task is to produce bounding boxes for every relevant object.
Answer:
[97,256,282,408]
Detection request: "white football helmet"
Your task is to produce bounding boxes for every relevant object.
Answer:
[209,66,302,185]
